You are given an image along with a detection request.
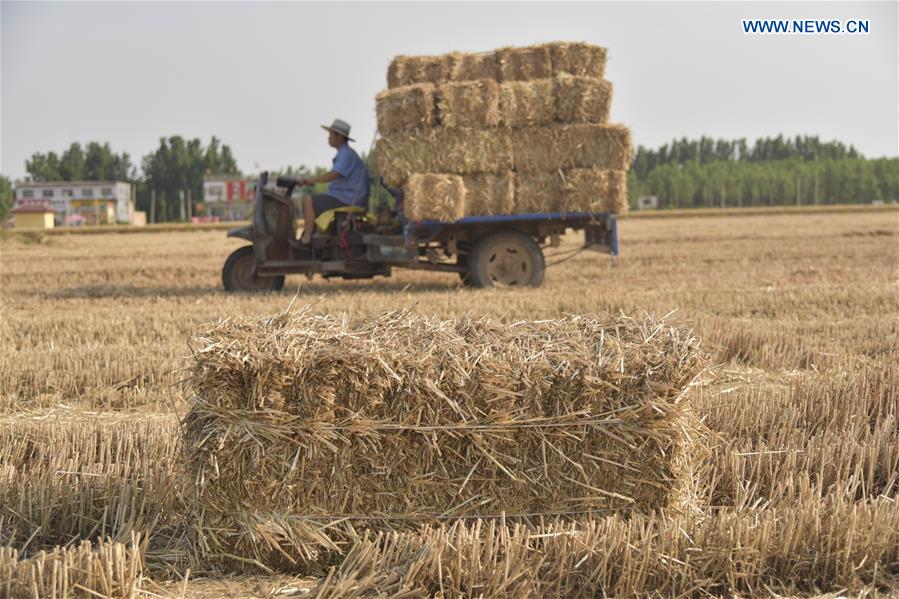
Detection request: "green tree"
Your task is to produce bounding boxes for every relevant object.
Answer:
[58,143,86,180]
[0,175,12,220]
[84,142,132,180]
[26,142,132,182]
[140,136,241,221]
[25,152,62,181]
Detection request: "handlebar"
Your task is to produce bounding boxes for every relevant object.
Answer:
[276,175,298,188]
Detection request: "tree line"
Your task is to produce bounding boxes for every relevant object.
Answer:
[3,134,896,221]
[2,137,376,222]
[5,137,247,222]
[630,135,898,209]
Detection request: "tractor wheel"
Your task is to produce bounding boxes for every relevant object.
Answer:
[466,231,545,288]
[222,246,285,292]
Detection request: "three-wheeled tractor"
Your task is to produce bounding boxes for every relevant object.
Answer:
[222,172,618,291]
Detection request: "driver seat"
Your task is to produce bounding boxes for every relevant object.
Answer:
[314,205,367,234]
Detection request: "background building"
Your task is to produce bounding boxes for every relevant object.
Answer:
[10,200,55,229]
[203,176,254,221]
[13,181,133,225]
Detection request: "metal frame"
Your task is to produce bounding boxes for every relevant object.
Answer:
[404,212,619,256]
[225,172,620,284]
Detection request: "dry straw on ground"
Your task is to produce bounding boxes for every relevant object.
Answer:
[1,209,897,594]
[0,417,184,554]
[0,535,145,599]
[311,496,899,598]
[375,84,436,134]
[437,80,502,129]
[403,174,467,222]
[183,310,706,571]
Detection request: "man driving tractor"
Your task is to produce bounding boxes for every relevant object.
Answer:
[296,118,371,244]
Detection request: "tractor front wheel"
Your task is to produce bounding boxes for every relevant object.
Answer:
[222,246,285,292]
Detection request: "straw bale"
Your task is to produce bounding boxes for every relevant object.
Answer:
[387,54,451,88]
[499,80,555,128]
[514,170,565,214]
[447,51,498,82]
[372,128,514,188]
[183,310,705,569]
[565,168,629,214]
[375,84,436,134]
[555,75,613,124]
[403,173,467,222]
[462,172,516,215]
[515,169,628,214]
[548,41,608,78]
[512,123,632,172]
[496,45,553,81]
[437,80,501,129]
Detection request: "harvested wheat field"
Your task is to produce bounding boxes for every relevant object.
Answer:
[1,207,898,597]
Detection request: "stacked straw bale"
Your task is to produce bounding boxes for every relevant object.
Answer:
[373,42,631,219]
[516,169,628,214]
[404,174,467,221]
[182,309,705,570]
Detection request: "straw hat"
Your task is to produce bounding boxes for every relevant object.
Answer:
[321,118,355,142]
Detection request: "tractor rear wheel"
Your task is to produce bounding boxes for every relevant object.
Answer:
[466,231,545,288]
[222,246,285,292]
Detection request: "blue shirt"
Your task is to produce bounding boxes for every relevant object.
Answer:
[328,144,371,208]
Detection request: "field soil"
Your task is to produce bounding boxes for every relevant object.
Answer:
[1,208,897,597]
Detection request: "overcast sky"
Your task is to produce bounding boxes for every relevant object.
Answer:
[2,1,896,181]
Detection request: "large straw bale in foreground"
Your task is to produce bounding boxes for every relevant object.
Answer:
[516,169,628,214]
[183,311,705,569]
[375,84,436,134]
[437,80,501,128]
[555,75,613,123]
[512,123,632,172]
[499,80,555,127]
[463,172,516,215]
[373,128,514,187]
[403,174,467,221]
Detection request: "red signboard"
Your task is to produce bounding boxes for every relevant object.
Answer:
[225,181,247,201]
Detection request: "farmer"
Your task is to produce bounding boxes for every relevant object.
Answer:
[297,119,371,244]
